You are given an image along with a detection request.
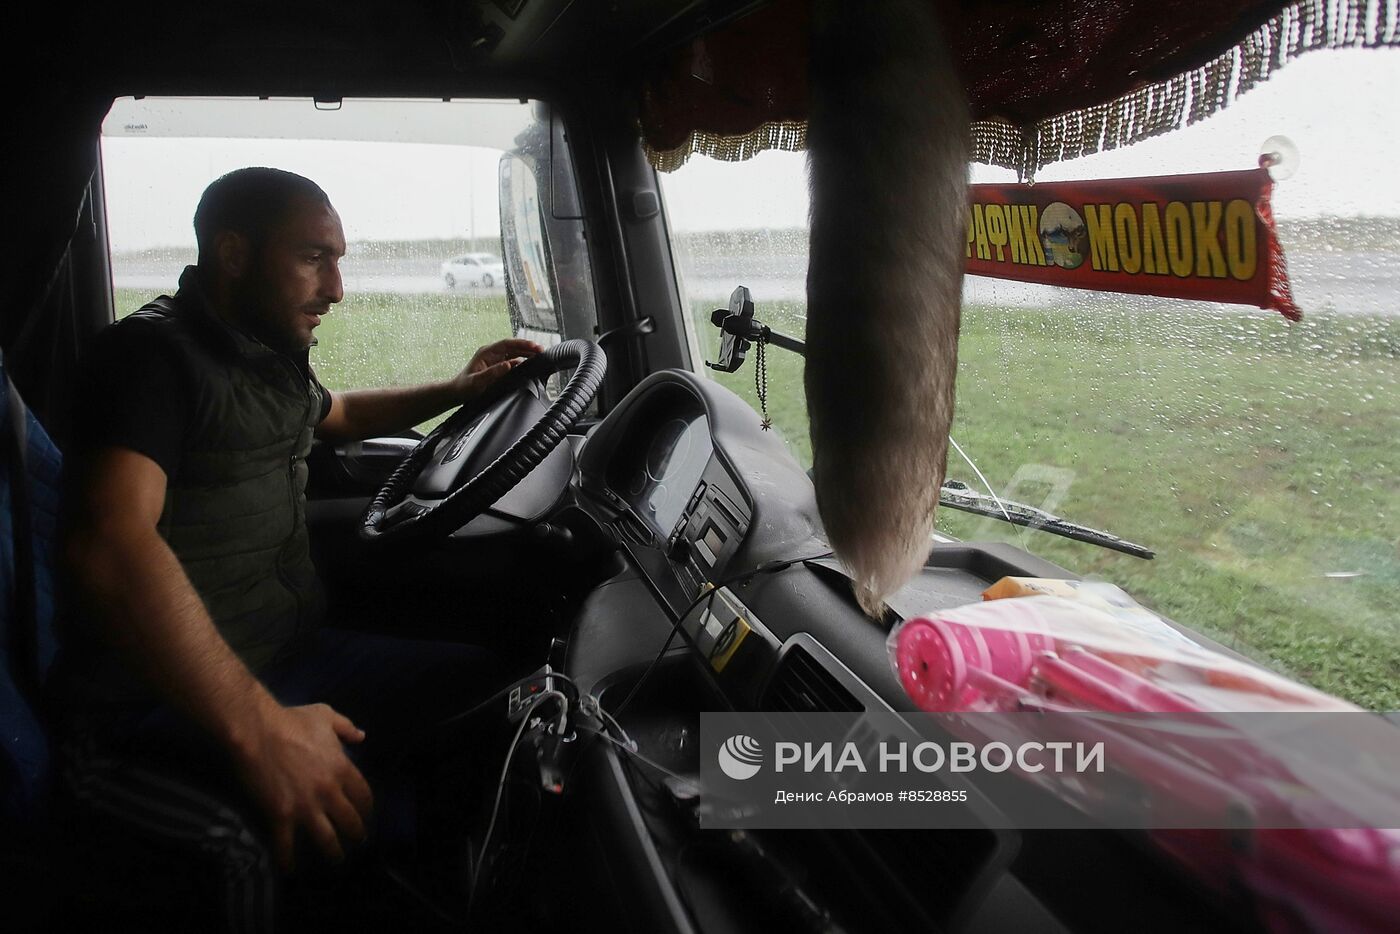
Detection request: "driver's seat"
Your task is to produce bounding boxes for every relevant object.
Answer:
[0,351,61,839]
[0,351,278,932]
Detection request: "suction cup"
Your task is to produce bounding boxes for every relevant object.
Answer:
[1259,135,1300,181]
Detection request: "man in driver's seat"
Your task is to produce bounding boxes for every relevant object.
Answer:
[50,167,539,902]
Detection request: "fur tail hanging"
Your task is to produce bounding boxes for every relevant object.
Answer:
[805,0,970,617]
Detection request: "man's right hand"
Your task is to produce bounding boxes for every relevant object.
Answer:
[66,448,375,873]
[233,702,374,872]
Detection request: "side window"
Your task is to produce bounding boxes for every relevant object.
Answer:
[101,97,598,430]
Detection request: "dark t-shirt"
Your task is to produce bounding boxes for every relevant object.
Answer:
[73,308,332,477]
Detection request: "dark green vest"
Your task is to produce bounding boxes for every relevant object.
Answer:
[147,291,325,668]
[72,271,326,707]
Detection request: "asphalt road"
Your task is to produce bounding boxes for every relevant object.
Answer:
[114,248,1397,314]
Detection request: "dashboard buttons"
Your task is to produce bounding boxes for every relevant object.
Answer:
[686,481,707,515]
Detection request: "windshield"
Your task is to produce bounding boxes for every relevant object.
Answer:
[660,49,1400,710]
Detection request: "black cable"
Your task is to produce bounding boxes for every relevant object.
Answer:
[470,690,567,912]
[380,682,574,927]
[554,551,831,803]
[611,550,835,719]
[540,671,581,697]
[392,554,833,900]
[379,864,465,927]
[389,671,582,776]
[611,589,718,719]
[578,724,699,794]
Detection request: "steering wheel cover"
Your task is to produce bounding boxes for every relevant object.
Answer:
[359,339,606,542]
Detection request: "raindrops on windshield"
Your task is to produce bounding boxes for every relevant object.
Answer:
[661,123,1399,709]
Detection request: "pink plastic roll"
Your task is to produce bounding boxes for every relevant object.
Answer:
[1061,645,1203,713]
[895,619,967,710]
[895,612,1054,712]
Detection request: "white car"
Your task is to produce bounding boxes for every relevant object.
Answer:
[441,252,504,289]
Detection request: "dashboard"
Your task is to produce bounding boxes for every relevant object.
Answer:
[612,408,711,539]
[566,369,1249,934]
[590,382,758,615]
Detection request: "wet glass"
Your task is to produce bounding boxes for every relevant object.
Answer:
[659,50,1400,710]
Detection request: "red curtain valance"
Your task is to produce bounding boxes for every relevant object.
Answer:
[640,0,1399,176]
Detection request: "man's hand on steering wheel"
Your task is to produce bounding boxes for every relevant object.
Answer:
[451,338,545,403]
[359,338,606,543]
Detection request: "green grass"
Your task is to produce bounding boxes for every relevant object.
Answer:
[306,292,513,403]
[693,300,1400,710]
[116,287,1400,708]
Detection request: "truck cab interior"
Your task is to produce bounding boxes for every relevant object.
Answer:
[4,1,1397,931]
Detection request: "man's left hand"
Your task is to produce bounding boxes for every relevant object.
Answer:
[453,338,545,402]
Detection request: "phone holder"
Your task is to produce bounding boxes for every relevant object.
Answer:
[706,286,807,373]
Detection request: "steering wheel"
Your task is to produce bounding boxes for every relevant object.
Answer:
[358,339,606,543]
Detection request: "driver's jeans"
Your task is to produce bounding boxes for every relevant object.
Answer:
[57,628,517,918]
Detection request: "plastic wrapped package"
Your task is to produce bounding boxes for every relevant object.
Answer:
[889,593,1355,715]
[886,590,1396,933]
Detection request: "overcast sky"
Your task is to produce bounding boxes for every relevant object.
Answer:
[102,49,1400,251]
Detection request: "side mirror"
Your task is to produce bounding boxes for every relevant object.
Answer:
[498,105,600,403]
[499,153,561,338]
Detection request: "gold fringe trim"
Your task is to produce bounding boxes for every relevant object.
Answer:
[645,121,807,173]
[645,0,1400,176]
[976,0,1400,178]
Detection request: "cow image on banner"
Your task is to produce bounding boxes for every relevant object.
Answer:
[966,167,1301,321]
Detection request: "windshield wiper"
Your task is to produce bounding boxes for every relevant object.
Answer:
[939,480,1155,559]
[702,292,1153,560]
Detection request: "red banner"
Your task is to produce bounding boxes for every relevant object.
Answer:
[966,168,1300,320]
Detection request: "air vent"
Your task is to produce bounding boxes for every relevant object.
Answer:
[609,512,654,547]
[765,645,863,713]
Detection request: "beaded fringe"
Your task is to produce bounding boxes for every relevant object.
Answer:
[646,0,1400,176]
[646,121,807,174]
